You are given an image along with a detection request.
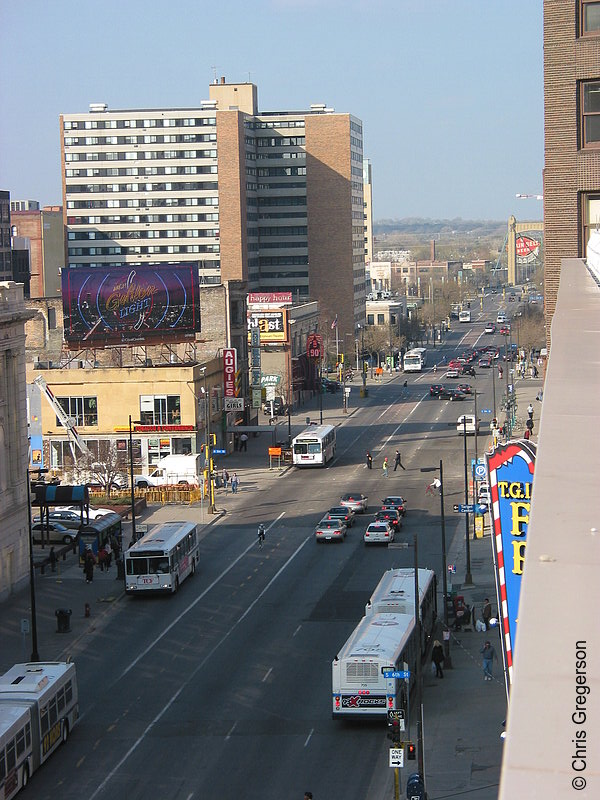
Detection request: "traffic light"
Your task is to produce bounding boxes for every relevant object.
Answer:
[492,418,498,429]
[406,741,416,760]
[387,718,401,743]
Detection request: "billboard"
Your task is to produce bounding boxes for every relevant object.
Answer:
[486,440,536,688]
[61,265,201,347]
[247,309,287,343]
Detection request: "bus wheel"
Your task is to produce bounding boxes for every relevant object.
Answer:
[22,765,29,787]
[62,721,69,744]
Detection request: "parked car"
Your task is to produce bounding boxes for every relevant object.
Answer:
[364,521,394,545]
[54,504,113,519]
[31,522,78,545]
[340,493,368,512]
[324,506,356,528]
[321,378,341,394]
[375,509,402,531]
[32,509,84,530]
[263,396,286,416]
[381,495,407,515]
[315,518,347,542]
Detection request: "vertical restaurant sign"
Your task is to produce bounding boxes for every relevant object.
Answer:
[486,440,536,686]
[223,348,237,397]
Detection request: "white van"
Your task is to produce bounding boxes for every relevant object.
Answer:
[457,414,480,435]
[135,453,204,488]
[496,311,508,324]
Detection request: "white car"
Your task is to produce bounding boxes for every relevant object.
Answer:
[364,521,394,545]
[54,504,113,520]
[444,368,460,379]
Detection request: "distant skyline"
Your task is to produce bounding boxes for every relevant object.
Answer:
[0,0,543,221]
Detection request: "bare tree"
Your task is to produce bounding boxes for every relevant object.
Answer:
[72,440,129,497]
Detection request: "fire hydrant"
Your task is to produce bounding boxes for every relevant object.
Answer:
[84,603,91,618]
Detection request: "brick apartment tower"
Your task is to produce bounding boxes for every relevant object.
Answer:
[543,1,600,346]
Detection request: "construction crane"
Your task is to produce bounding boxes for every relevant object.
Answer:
[33,375,92,460]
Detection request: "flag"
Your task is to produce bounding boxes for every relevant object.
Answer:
[331,315,338,330]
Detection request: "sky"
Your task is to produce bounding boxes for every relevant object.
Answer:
[0,0,544,222]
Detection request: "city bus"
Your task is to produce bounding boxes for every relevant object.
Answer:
[459,309,472,323]
[364,568,437,655]
[291,424,336,467]
[402,347,428,373]
[0,662,79,797]
[332,613,418,719]
[124,521,199,594]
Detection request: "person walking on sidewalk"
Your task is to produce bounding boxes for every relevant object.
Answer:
[240,433,248,452]
[431,640,445,678]
[84,549,95,583]
[382,457,389,478]
[222,468,229,493]
[393,449,406,471]
[366,452,373,469]
[527,403,534,420]
[480,640,497,680]
[49,546,57,573]
[231,472,239,493]
[482,598,492,630]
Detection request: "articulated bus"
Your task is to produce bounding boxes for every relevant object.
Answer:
[402,347,428,373]
[124,521,199,594]
[292,424,336,467]
[332,613,418,719]
[0,662,78,799]
[365,568,437,655]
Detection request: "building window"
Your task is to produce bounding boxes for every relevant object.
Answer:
[581,81,600,146]
[377,314,385,325]
[139,394,181,425]
[56,396,98,427]
[367,314,374,325]
[581,193,600,255]
[581,1,600,34]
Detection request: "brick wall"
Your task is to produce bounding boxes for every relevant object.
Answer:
[217,110,248,282]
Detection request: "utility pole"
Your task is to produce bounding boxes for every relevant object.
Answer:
[414,533,425,787]
[463,416,473,585]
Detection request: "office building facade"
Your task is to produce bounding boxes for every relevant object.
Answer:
[543,0,600,341]
[60,79,365,344]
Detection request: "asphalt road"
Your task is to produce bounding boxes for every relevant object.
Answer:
[27,293,510,800]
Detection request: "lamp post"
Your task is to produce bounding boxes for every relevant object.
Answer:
[287,317,296,446]
[413,532,425,783]
[462,415,473,585]
[26,472,40,662]
[420,460,452,667]
[128,415,137,543]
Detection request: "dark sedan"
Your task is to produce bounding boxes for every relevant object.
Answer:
[429,384,446,397]
[375,509,402,531]
[439,387,467,400]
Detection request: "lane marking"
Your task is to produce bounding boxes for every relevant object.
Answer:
[304,728,314,748]
[262,667,273,683]
[88,533,313,800]
[292,624,302,637]
[118,512,285,682]
[225,721,237,741]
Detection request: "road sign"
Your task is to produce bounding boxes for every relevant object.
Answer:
[453,504,474,513]
[389,747,404,768]
[481,408,492,414]
[474,463,487,479]
[475,503,489,514]
[384,670,411,679]
[224,397,244,412]
[387,710,405,721]
[213,448,226,455]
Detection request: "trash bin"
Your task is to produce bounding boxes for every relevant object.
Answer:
[406,772,425,800]
[55,608,72,633]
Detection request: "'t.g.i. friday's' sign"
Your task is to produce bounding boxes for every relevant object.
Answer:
[486,440,536,687]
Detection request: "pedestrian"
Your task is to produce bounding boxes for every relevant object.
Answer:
[104,539,112,569]
[240,433,248,452]
[431,640,444,678]
[393,449,406,471]
[527,403,534,420]
[382,457,389,478]
[524,427,531,440]
[222,469,229,493]
[366,451,373,469]
[480,640,497,680]
[426,477,441,496]
[230,472,239,493]
[482,598,492,630]
[84,549,95,583]
[98,546,108,572]
[110,534,120,561]
[49,546,57,573]
[533,365,538,378]
[304,793,313,800]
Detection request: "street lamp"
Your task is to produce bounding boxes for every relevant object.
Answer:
[420,460,452,668]
[412,532,425,783]
[462,415,473,586]
[128,415,140,543]
[287,317,296,446]
[26,471,40,662]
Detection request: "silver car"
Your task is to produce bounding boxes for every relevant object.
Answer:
[339,493,368,513]
[364,521,394,545]
[315,518,347,542]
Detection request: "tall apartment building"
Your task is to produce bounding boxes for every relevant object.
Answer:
[0,191,11,283]
[363,158,374,266]
[543,1,600,342]
[60,79,365,342]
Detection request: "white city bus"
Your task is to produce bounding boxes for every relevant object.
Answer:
[332,613,418,719]
[292,424,336,467]
[403,347,428,372]
[0,662,79,798]
[365,568,437,654]
[459,309,472,323]
[124,521,199,594]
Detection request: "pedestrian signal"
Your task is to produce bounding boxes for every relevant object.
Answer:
[387,718,401,742]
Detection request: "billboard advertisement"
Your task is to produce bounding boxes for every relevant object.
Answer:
[247,310,287,343]
[62,265,201,347]
[486,440,536,688]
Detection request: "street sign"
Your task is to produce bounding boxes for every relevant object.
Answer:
[389,748,404,768]
[384,670,411,679]
[344,387,351,395]
[448,564,456,573]
[224,397,244,412]
[212,448,226,455]
[481,408,492,414]
[453,504,474,513]
[387,710,405,721]
[474,463,487,479]
[475,503,489,514]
